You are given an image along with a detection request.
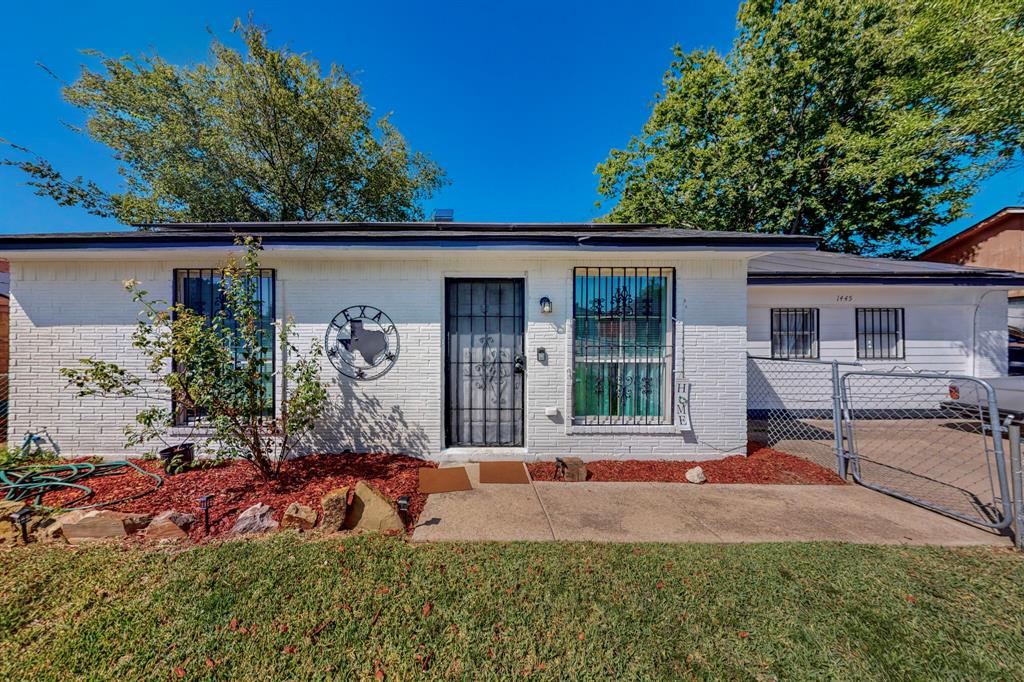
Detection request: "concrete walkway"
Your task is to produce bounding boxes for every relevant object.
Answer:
[412,465,1010,546]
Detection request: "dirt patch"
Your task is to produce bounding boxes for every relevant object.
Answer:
[41,453,435,541]
[527,442,845,485]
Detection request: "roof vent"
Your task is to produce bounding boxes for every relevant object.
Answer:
[431,208,454,223]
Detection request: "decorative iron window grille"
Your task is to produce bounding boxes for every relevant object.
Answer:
[572,267,674,425]
[856,307,904,359]
[771,308,819,359]
[172,269,276,425]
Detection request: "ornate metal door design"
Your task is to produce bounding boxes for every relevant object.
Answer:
[445,278,525,447]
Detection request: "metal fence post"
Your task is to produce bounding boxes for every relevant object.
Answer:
[1009,421,1024,551]
[831,360,847,480]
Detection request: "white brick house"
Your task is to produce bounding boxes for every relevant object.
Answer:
[0,222,1020,462]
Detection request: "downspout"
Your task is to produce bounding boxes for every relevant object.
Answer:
[972,289,1004,376]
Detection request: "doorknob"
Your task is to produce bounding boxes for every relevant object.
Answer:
[513,354,526,374]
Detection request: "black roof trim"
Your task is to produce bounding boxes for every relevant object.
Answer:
[0,224,820,250]
[749,273,1024,287]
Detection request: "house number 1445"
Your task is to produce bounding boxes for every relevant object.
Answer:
[835,295,854,302]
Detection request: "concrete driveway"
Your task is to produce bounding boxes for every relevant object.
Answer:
[411,465,1010,546]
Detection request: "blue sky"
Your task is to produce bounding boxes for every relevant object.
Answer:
[0,0,1020,245]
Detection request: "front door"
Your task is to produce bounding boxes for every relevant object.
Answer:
[445,278,525,447]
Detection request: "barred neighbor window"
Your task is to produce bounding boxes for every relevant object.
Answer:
[173,269,276,425]
[771,308,819,359]
[572,267,674,425]
[856,308,904,360]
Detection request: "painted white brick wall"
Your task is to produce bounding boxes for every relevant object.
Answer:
[8,252,751,461]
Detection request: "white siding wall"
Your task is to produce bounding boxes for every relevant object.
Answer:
[748,285,1008,375]
[8,252,751,461]
[747,285,1009,411]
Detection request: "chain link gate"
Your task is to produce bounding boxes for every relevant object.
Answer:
[748,356,1022,538]
[839,371,1014,531]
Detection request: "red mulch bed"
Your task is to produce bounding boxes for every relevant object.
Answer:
[41,453,435,542]
[526,442,845,485]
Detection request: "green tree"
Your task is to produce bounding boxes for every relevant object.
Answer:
[597,0,1024,257]
[61,238,329,480]
[3,20,446,225]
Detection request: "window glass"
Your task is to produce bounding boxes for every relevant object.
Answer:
[572,267,673,424]
[771,308,819,359]
[173,269,275,424]
[856,308,904,359]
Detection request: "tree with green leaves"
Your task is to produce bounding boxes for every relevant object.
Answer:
[597,0,1024,257]
[61,238,328,480]
[3,20,446,225]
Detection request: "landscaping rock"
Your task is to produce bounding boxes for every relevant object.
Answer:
[556,457,588,482]
[281,502,317,531]
[685,466,707,484]
[61,510,152,544]
[0,500,28,544]
[230,503,278,536]
[319,487,349,533]
[145,511,195,541]
[344,481,404,533]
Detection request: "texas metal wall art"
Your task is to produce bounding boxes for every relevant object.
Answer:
[325,305,400,380]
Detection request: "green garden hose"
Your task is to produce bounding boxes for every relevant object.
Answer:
[0,460,163,511]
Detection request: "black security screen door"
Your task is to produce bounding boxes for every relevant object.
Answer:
[445,278,525,447]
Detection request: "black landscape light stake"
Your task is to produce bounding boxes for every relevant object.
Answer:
[198,495,213,535]
[10,507,31,544]
[396,496,411,525]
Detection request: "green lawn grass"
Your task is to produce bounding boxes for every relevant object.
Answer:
[1,535,1022,680]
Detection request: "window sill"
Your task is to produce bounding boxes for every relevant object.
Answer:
[566,423,681,435]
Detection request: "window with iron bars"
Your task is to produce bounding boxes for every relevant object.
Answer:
[572,267,674,425]
[771,308,819,359]
[856,307,904,359]
[173,269,276,425]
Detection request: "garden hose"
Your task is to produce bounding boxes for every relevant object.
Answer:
[0,460,163,511]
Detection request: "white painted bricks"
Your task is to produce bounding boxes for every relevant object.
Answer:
[9,253,751,461]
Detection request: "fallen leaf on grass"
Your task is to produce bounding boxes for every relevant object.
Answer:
[738,631,749,639]
[308,620,331,643]
[205,658,215,670]
[283,645,297,654]
[905,594,917,604]
[174,667,185,678]
[228,618,238,631]
[422,602,432,618]
[656,581,665,590]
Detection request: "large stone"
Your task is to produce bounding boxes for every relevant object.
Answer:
[685,466,707,484]
[230,503,278,536]
[145,511,195,541]
[556,457,588,482]
[281,502,317,531]
[319,487,349,533]
[344,481,404,533]
[61,510,152,544]
[0,500,28,544]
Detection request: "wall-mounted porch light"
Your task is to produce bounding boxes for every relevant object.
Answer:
[539,296,552,314]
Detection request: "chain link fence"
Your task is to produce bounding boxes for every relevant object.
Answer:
[747,356,858,473]
[841,371,1012,530]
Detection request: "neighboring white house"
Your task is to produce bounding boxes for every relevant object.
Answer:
[0,222,1020,462]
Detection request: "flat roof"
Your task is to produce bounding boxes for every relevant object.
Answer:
[0,222,818,251]
[750,251,1024,286]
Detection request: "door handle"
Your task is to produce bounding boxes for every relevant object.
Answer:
[513,354,526,374]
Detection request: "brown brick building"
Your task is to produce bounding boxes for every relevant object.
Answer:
[918,206,1024,325]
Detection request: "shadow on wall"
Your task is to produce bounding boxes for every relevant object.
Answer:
[302,374,432,458]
